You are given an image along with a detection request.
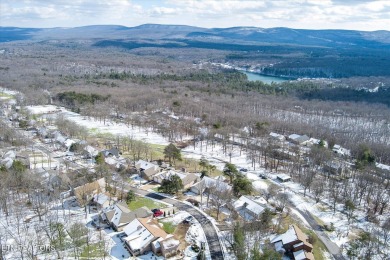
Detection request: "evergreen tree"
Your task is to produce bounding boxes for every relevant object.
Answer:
[233,174,253,196]
[223,163,238,183]
[158,175,183,194]
[126,190,136,204]
[95,152,105,165]
[232,223,247,260]
[164,143,182,165]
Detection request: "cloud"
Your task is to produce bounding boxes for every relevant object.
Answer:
[0,0,389,30]
[149,7,178,17]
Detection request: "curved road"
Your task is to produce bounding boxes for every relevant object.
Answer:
[127,186,225,260]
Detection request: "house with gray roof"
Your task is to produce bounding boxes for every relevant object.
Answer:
[135,160,160,180]
[288,134,310,145]
[190,176,232,195]
[101,202,152,231]
[233,195,267,221]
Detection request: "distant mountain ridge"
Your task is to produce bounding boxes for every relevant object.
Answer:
[1,24,390,48]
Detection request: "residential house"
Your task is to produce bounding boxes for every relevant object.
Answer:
[101,148,120,158]
[37,127,49,139]
[47,174,63,192]
[84,145,98,158]
[73,177,106,206]
[233,195,267,221]
[181,173,200,189]
[332,145,351,157]
[288,134,311,146]
[276,174,291,182]
[271,224,314,260]
[323,160,347,176]
[53,131,67,147]
[270,132,286,142]
[101,202,152,231]
[191,176,232,195]
[123,217,168,256]
[135,160,160,180]
[153,170,185,184]
[105,156,127,169]
[64,139,76,150]
[160,236,180,258]
[91,193,112,210]
[153,170,199,189]
[307,138,328,148]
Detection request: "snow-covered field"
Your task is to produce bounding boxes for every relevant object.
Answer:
[26,105,169,145]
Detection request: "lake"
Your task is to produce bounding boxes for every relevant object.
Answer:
[243,71,288,84]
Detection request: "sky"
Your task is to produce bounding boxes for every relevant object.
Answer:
[0,0,389,31]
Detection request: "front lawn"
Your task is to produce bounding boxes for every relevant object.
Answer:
[127,196,165,211]
[161,221,177,234]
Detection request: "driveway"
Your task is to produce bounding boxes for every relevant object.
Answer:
[293,207,345,260]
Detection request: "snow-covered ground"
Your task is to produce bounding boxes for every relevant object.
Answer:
[0,196,110,259]
[183,140,389,258]
[17,104,390,259]
[182,140,269,173]
[0,87,19,96]
[26,105,170,145]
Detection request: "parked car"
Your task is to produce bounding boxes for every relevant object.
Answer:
[153,209,164,217]
[260,174,267,179]
[240,168,248,172]
[182,215,194,224]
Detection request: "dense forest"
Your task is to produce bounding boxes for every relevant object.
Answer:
[1,40,390,164]
[93,39,390,78]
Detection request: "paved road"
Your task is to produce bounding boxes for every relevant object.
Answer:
[127,187,225,260]
[293,207,345,260]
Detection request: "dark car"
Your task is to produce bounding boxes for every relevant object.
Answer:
[260,174,267,179]
[240,168,248,172]
[153,209,164,217]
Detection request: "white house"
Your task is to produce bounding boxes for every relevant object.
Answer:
[332,144,351,157]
